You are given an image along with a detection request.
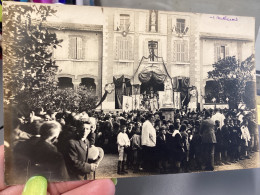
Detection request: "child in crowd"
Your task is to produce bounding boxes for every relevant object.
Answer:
[117,125,130,175]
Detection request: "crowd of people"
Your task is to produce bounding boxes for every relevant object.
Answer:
[6,105,259,182]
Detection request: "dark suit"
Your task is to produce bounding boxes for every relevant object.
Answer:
[13,137,69,183]
[63,133,95,180]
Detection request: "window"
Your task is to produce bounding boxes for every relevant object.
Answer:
[215,45,229,61]
[115,37,132,60]
[148,41,158,61]
[70,37,83,59]
[120,14,130,31]
[58,77,74,89]
[173,40,189,63]
[176,19,185,34]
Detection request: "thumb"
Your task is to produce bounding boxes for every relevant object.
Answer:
[22,176,48,195]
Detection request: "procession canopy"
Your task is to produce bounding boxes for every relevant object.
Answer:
[138,65,167,84]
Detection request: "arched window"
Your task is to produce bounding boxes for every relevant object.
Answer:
[81,77,96,94]
[58,77,74,89]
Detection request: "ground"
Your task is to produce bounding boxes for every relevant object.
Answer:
[95,151,260,179]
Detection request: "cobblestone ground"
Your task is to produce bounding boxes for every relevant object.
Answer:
[95,152,260,179]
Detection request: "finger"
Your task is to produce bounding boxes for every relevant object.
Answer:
[0,184,24,195]
[62,179,115,195]
[48,180,92,195]
[0,145,6,190]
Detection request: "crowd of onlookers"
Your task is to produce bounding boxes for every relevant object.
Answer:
[5,105,259,182]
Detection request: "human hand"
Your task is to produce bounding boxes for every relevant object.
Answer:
[90,163,98,172]
[0,145,116,195]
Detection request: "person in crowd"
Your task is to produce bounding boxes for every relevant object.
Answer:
[62,121,98,180]
[221,119,231,164]
[200,110,216,171]
[141,113,156,171]
[214,120,223,165]
[131,127,142,173]
[156,126,168,173]
[13,121,68,183]
[117,125,130,175]
[240,119,251,159]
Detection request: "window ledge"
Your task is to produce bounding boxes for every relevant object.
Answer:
[114,60,134,63]
[174,62,190,65]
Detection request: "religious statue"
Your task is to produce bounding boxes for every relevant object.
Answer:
[150,10,157,32]
[164,77,173,106]
[188,86,198,112]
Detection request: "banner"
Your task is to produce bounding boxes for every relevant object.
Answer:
[123,96,133,112]
[158,91,164,109]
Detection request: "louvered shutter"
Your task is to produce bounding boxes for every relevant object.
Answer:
[225,46,229,58]
[70,37,77,59]
[115,37,119,60]
[77,37,82,59]
[215,45,220,62]
[184,40,189,62]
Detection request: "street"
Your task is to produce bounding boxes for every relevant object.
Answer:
[95,152,260,179]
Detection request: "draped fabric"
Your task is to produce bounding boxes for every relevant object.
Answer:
[113,76,132,109]
[138,65,167,84]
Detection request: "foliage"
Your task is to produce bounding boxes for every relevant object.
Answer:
[2,3,62,106]
[2,4,98,112]
[208,55,255,108]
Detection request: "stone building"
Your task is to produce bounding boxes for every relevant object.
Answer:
[48,6,255,110]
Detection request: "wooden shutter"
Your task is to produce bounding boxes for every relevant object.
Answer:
[128,37,132,60]
[225,46,229,57]
[77,37,82,59]
[184,40,189,62]
[70,37,77,59]
[214,44,220,62]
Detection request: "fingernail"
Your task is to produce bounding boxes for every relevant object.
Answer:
[111,178,117,186]
[22,176,48,195]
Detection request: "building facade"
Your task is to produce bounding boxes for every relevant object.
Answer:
[48,7,255,110]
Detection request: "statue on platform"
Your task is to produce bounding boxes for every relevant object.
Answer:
[188,86,198,112]
[150,10,157,32]
[164,77,173,107]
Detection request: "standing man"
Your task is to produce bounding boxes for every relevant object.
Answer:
[141,113,156,171]
[62,121,98,180]
[200,110,217,171]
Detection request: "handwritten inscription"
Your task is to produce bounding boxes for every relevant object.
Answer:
[210,15,238,22]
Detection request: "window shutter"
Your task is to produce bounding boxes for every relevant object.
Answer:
[184,40,189,62]
[126,37,132,60]
[225,46,229,57]
[70,37,77,59]
[177,41,181,62]
[173,40,177,62]
[215,45,220,62]
[77,37,82,59]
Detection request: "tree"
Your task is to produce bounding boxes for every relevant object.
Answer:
[208,55,255,109]
[3,3,62,109]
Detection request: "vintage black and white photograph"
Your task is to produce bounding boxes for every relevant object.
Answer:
[3,2,260,185]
